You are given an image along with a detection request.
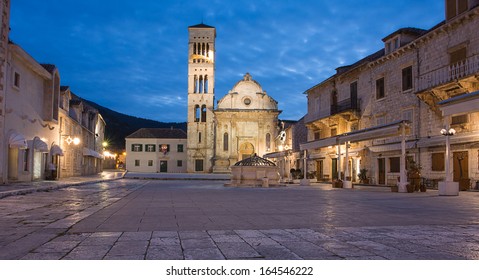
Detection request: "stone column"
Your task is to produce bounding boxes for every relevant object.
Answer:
[439,117,459,196]
[337,144,341,180]
[300,150,310,186]
[343,141,352,188]
[398,124,408,193]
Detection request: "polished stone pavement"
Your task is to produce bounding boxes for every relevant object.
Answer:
[0,179,478,260]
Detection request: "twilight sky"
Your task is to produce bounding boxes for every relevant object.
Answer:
[10,0,444,123]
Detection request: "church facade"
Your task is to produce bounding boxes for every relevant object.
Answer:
[186,24,281,173]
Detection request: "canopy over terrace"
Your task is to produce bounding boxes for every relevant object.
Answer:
[300,120,411,191]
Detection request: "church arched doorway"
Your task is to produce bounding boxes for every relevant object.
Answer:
[239,142,254,160]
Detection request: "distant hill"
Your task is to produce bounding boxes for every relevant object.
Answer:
[80,98,187,151]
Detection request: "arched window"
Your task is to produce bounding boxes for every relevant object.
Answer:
[266,133,271,150]
[198,132,202,143]
[193,75,198,93]
[193,43,197,54]
[202,43,206,56]
[201,105,207,122]
[223,132,229,151]
[206,43,209,57]
[194,105,200,122]
[204,75,208,93]
[199,76,203,93]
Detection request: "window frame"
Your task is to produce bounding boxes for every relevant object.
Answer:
[402,66,413,92]
[131,144,143,152]
[376,77,385,100]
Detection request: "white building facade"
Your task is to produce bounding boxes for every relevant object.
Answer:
[126,128,187,173]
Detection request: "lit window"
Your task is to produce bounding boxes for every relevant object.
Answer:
[131,144,142,152]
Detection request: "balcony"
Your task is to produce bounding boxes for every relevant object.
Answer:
[330,92,359,121]
[418,54,479,92]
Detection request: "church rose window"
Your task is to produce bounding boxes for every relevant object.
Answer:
[244,98,251,105]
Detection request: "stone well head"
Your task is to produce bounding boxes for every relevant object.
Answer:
[229,154,280,187]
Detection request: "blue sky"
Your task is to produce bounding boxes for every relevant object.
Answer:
[10,0,444,122]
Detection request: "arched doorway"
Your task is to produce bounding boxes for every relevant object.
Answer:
[239,142,254,160]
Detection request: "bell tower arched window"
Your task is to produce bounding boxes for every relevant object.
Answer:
[204,75,208,93]
[201,105,207,122]
[199,76,203,93]
[194,105,200,122]
[193,75,198,93]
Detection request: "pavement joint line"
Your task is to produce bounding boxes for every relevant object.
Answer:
[0,177,125,200]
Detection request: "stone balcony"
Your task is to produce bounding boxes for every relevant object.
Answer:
[416,54,479,114]
[418,54,479,93]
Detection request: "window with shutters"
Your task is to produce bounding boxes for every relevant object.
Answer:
[449,47,466,65]
[431,153,445,171]
[389,157,400,173]
[145,144,156,152]
[131,144,142,152]
[402,66,413,91]
[451,114,468,125]
[376,77,385,99]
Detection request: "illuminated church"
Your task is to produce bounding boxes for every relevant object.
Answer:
[186,23,281,173]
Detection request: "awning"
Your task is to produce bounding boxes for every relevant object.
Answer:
[83,147,104,159]
[33,138,48,152]
[417,132,479,148]
[8,132,27,149]
[439,90,479,116]
[50,144,64,156]
[339,120,409,143]
[300,120,410,150]
[368,141,417,153]
[300,136,337,150]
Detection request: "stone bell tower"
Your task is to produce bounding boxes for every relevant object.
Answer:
[186,23,216,172]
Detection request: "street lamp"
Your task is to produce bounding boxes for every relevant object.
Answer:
[64,135,80,145]
[440,128,456,136]
[439,127,458,196]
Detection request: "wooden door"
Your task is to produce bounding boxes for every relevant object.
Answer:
[453,151,469,190]
[378,158,386,185]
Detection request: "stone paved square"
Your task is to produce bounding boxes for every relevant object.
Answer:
[0,179,479,260]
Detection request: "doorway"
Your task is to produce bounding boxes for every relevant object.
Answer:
[316,160,324,181]
[453,151,469,190]
[332,158,338,180]
[378,158,386,185]
[159,160,168,173]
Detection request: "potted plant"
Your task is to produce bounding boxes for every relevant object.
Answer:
[332,179,343,188]
[358,168,369,184]
[407,158,422,192]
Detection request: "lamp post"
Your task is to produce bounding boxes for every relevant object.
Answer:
[438,126,459,196]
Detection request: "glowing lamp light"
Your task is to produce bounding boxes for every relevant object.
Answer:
[102,141,108,148]
[440,128,456,136]
[65,136,81,145]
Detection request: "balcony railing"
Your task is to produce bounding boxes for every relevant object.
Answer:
[330,93,359,115]
[418,54,479,92]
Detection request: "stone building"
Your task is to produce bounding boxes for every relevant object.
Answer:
[125,128,187,173]
[186,24,282,173]
[0,1,105,183]
[58,87,105,178]
[0,0,10,182]
[302,0,479,192]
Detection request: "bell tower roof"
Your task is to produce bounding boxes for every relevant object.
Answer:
[188,23,215,29]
